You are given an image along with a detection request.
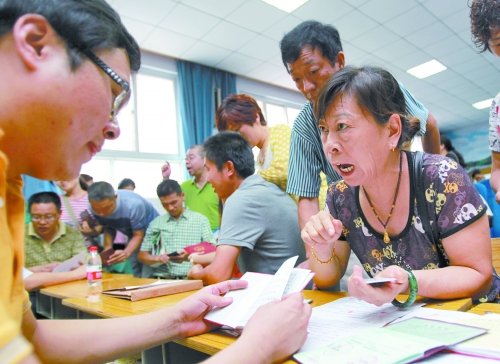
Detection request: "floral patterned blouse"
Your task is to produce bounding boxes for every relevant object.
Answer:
[326,151,499,302]
[488,92,500,153]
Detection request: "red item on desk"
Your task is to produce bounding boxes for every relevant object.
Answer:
[183,241,216,255]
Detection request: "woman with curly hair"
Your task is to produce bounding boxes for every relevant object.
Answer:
[470,0,500,202]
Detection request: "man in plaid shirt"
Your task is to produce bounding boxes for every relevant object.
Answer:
[139,179,215,279]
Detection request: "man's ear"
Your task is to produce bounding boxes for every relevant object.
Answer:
[224,160,236,177]
[335,51,345,70]
[12,14,60,71]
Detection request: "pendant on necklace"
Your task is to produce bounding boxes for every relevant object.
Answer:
[383,230,390,244]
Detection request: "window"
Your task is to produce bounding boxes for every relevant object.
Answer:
[81,67,184,200]
[251,96,303,127]
[136,73,178,154]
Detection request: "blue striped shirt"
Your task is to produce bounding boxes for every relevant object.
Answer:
[286,82,429,198]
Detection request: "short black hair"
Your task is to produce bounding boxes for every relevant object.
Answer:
[280,20,342,72]
[0,0,141,71]
[156,179,182,198]
[28,191,61,211]
[88,181,115,201]
[471,168,482,178]
[117,178,135,190]
[314,66,420,148]
[203,132,255,178]
[79,174,93,191]
[470,0,500,53]
[441,135,466,167]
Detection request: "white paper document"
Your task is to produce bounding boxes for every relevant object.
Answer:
[52,252,85,272]
[205,255,313,329]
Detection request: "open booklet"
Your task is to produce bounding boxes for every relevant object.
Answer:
[205,255,313,329]
[390,306,500,360]
[295,317,487,364]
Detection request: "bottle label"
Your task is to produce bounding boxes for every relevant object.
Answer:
[86,264,102,281]
[87,270,102,281]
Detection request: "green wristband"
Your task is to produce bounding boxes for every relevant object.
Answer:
[392,269,418,309]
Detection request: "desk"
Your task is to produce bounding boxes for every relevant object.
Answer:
[60,290,474,364]
[39,274,203,364]
[175,292,473,362]
[468,303,500,315]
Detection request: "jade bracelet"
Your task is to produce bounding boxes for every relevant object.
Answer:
[392,269,418,309]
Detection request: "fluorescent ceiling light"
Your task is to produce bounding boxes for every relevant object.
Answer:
[261,0,309,13]
[472,98,494,110]
[407,59,447,79]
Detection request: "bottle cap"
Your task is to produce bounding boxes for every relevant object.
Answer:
[88,246,98,252]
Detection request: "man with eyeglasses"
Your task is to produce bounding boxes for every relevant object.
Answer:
[0,1,310,363]
[24,192,86,272]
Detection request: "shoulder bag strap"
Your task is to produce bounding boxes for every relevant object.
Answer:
[411,151,439,244]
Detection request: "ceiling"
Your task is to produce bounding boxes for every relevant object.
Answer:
[106,0,500,132]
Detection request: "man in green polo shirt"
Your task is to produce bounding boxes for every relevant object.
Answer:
[162,144,220,233]
[24,192,86,272]
[139,179,215,279]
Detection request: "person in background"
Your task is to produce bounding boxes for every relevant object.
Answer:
[57,177,90,228]
[216,93,291,192]
[24,192,86,272]
[301,66,498,305]
[162,145,220,233]
[440,135,466,167]
[21,175,61,223]
[0,1,310,362]
[188,132,306,285]
[470,169,494,227]
[57,177,102,246]
[79,173,94,191]
[470,0,500,203]
[471,168,486,183]
[117,177,135,191]
[139,179,215,279]
[279,20,441,229]
[23,266,86,292]
[88,181,158,276]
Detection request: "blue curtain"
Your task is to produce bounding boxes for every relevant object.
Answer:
[177,60,236,148]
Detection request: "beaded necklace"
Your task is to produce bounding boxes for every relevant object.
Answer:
[362,152,403,244]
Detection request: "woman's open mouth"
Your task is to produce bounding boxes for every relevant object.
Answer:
[337,163,354,176]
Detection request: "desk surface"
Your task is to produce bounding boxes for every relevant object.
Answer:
[60,286,475,360]
[467,303,500,315]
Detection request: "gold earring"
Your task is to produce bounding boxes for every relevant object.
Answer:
[391,145,395,152]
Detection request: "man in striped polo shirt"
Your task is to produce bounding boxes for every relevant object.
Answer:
[279,20,441,229]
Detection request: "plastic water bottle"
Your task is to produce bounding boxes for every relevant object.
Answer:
[86,246,102,303]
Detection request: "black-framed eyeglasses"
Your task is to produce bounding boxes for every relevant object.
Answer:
[83,50,130,122]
